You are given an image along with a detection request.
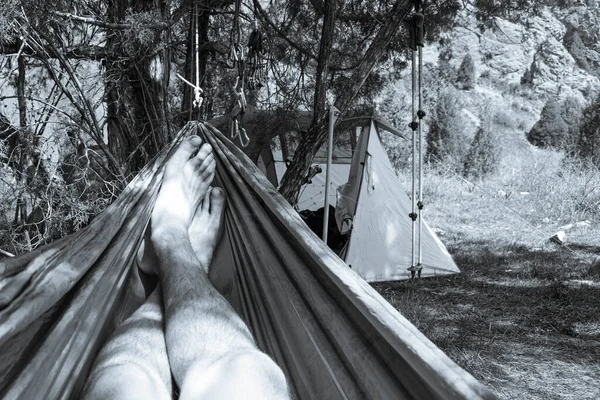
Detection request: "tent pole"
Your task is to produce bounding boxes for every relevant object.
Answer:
[417,45,424,275]
[322,105,338,243]
[408,38,418,279]
[406,14,419,280]
[415,11,425,278]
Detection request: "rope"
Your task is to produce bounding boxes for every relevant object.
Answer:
[193,1,202,109]
[177,1,203,115]
[246,1,267,92]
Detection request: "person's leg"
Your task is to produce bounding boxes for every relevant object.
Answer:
[150,136,290,399]
[83,288,173,400]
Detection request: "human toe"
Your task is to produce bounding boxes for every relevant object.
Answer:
[169,136,203,169]
[209,187,226,214]
[191,143,213,168]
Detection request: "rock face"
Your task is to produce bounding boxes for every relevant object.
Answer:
[449,7,600,104]
[376,3,600,160]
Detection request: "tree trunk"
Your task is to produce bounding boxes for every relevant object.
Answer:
[312,0,338,125]
[106,0,170,175]
[15,50,28,228]
[278,0,413,204]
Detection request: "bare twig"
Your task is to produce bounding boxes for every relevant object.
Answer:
[53,11,169,30]
[252,0,317,61]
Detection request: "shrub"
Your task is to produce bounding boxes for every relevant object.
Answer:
[526,98,568,148]
[494,110,517,129]
[561,96,584,155]
[463,112,501,178]
[426,89,468,167]
[456,53,476,90]
[564,29,591,72]
[576,94,600,167]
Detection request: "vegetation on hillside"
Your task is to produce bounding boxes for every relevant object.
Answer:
[577,94,600,168]
[463,112,501,178]
[456,53,476,90]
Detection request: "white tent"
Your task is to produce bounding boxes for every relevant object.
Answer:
[258,116,460,282]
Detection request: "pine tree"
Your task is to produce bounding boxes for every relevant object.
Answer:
[426,89,467,166]
[565,30,591,72]
[576,94,600,167]
[463,123,501,179]
[456,53,476,90]
[527,98,568,148]
[561,96,583,154]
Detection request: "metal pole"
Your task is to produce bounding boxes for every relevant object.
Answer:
[415,12,425,278]
[410,49,418,276]
[417,45,424,273]
[322,105,338,243]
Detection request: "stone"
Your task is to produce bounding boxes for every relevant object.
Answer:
[549,230,566,244]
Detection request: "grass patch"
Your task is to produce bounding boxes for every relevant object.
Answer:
[373,243,600,399]
[374,144,600,399]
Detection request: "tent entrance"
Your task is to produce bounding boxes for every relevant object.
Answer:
[265,116,460,282]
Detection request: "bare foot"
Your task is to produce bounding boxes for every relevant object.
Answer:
[152,135,215,232]
[188,187,226,273]
[138,187,226,276]
[138,136,215,275]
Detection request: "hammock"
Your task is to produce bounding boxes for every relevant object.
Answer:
[0,122,496,399]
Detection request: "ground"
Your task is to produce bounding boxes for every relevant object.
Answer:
[373,162,600,399]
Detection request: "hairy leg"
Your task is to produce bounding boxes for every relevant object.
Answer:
[84,136,213,400]
[151,136,290,399]
[83,288,172,400]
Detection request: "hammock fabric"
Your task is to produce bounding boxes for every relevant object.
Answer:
[0,122,496,399]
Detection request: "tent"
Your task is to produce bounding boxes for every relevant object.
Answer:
[259,116,460,282]
[0,122,494,399]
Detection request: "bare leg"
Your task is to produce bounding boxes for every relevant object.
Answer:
[83,288,172,400]
[151,137,289,399]
[83,135,212,400]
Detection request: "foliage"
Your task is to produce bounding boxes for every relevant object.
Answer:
[561,96,584,154]
[576,94,600,167]
[565,29,591,72]
[0,140,117,254]
[473,0,553,24]
[463,112,501,178]
[526,98,568,149]
[526,96,583,152]
[426,89,467,167]
[456,53,476,90]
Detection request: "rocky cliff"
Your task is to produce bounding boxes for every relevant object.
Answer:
[377,2,600,161]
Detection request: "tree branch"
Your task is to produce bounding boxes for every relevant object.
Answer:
[333,0,413,113]
[53,11,169,30]
[312,0,338,123]
[278,0,414,203]
[25,29,124,182]
[0,40,108,60]
[252,0,317,61]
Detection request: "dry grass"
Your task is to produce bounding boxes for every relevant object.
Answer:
[374,144,600,399]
